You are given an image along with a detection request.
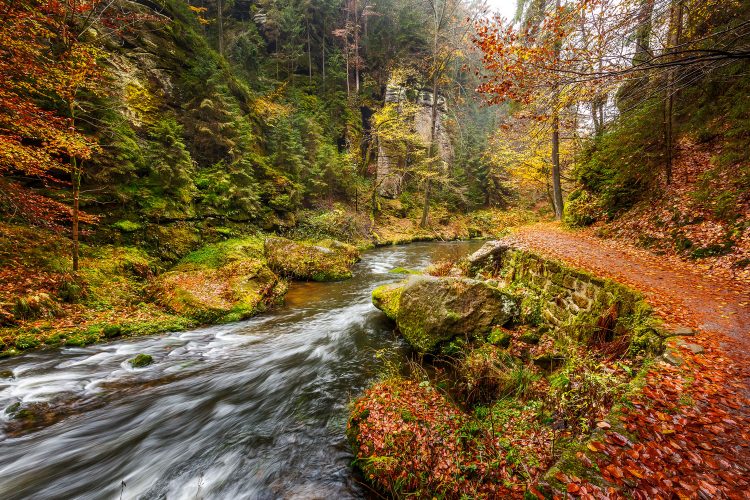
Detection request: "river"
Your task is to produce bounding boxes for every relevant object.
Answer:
[0,240,483,500]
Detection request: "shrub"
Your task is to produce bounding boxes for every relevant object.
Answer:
[458,345,537,405]
[425,259,455,277]
[563,190,601,227]
[574,99,663,215]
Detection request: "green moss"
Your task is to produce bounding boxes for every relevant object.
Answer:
[102,324,123,338]
[388,267,421,275]
[14,334,40,350]
[519,330,541,345]
[178,236,264,268]
[372,282,405,321]
[65,334,92,347]
[112,220,142,233]
[264,237,360,282]
[487,327,511,347]
[78,246,157,310]
[129,353,153,368]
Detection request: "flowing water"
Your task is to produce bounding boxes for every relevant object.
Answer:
[0,240,483,500]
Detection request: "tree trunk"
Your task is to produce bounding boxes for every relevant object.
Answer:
[68,99,81,272]
[344,15,350,96]
[664,0,684,186]
[591,101,601,135]
[550,0,563,220]
[546,175,555,214]
[354,14,360,93]
[217,0,223,56]
[72,168,80,272]
[307,22,312,82]
[633,0,655,66]
[420,73,441,228]
[371,140,379,222]
[551,114,563,219]
[420,179,431,228]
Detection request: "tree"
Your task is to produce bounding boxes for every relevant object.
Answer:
[370,100,428,219]
[0,0,152,270]
[0,0,106,270]
[0,1,93,192]
[663,0,684,185]
[419,0,478,227]
[474,1,578,219]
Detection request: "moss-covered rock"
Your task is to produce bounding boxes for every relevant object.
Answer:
[372,276,519,352]
[155,259,285,323]
[154,237,287,323]
[264,237,360,281]
[129,353,153,368]
[388,267,421,275]
[372,283,404,321]
[487,326,512,347]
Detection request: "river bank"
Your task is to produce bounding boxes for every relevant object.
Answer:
[0,208,534,356]
[0,240,484,499]
[349,232,750,498]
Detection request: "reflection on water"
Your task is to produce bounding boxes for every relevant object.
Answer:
[0,240,483,500]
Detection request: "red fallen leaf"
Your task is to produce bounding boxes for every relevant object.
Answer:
[576,451,593,468]
[555,471,570,483]
[627,466,645,479]
[567,483,580,494]
[605,464,625,479]
[686,451,703,465]
[608,432,633,447]
[528,485,545,499]
[587,441,605,452]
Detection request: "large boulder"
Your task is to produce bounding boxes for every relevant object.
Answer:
[372,276,519,352]
[264,237,360,281]
[154,259,286,323]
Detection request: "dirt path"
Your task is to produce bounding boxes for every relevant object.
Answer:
[507,223,750,498]
[511,223,749,346]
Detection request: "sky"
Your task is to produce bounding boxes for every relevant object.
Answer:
[484,0,518,21]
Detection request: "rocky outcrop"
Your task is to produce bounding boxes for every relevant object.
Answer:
[376,84,454,198]
[372,275,519,352]
[264,237,360,281]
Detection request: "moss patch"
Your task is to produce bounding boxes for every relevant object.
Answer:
[129,353,153,368]
[264,237,360,281]
[371,282,405,321]
[154,237,286,323]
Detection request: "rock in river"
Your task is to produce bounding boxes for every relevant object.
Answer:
[264,237,360,281]
[372,275,519,352]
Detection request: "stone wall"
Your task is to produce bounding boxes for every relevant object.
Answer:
[467,241,654,345]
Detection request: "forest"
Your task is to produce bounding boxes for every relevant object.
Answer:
[0,0,748,498]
